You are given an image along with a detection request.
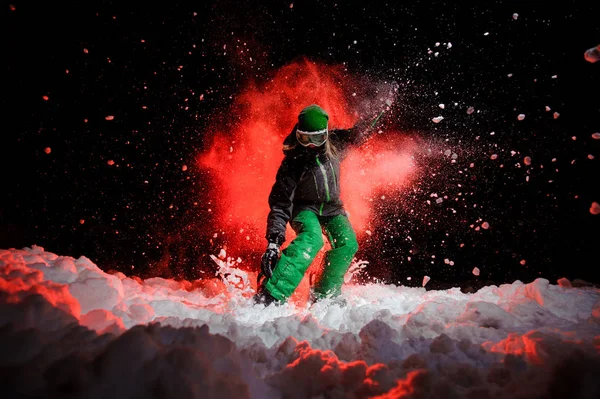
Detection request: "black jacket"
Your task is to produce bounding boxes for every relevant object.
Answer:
[265,119,375,245]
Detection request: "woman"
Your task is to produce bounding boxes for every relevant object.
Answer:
[254,104,387,306]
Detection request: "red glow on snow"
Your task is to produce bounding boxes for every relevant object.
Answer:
[484,331,565,365]
[0,264,81,317]
[198,59,417,257]
[371,369,428,398]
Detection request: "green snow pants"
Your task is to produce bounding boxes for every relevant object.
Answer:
[264,210,359,302]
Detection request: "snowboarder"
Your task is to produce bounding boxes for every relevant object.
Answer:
[253,100,392,306]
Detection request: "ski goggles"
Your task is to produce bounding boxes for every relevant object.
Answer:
[296,128,329,147]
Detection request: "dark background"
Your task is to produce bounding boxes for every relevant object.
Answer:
[2,1,599,288]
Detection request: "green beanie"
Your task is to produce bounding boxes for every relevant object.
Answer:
[297,104,329,132]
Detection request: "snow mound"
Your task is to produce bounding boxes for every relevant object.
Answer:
[1,246,599,398]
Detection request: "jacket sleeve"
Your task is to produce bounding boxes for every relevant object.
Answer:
[335,112,384,150]
[266,156,302,245]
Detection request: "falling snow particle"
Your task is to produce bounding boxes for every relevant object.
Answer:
[590,202,600,215]
[182,165,188,171]
[447,42,452,49]
[436,198,443,204]
[553,112,560,119]
[466,107,475,115]
[512,13,519,20]
[432,116,444,123]
[289,3,293,8]
[42,95,49,101]
[481,222,490,229]
[490,154,498,160]
[439,104,445,109]
[524,156,532,165]
[517,114,525,120]
[83,48,89,54]
[520,259,527,265]
[105,115,115,121]
[545,106,551,112]
[584,44,600,63]
[218,248,226,259]
[107,160,114,166]
[484,32,489,36]
[44,147,51,154]
[422,275,431,287]
[472,267,480,276]
[365,230,372,236]
[591,133,600,139]
[79,219,85,225]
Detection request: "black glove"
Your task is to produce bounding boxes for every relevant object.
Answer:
[261,242,280,279]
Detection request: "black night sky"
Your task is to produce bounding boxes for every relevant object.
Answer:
[3,1,600,289]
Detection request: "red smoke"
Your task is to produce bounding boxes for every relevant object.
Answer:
[198,59,417,259]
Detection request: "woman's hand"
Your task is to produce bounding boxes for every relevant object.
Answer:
[261,242,280,278]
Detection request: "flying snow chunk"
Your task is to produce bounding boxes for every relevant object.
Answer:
[44,147,51,154]
[467,107,475,114]
[439,104,445,109]
[105,115,115,121]
[432,116,444,123]
[472,267,480,276]
[517,114,526,120]
[592,133,600,139]
[557,277,572,288]
[584,44,600,63]
[553,112,560,119]
[447,42,452,49]
[436,198,443,204]
[512,13,519,20]
[591,202,600,215]
[422,275,431,287]
[524,156,532,165]
[545,106,551,111]
[481,222,490,229]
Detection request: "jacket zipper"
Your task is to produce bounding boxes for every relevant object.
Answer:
[316,155,330,215]
[329,162,337,194]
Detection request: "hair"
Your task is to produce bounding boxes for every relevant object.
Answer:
[324,138,339,159]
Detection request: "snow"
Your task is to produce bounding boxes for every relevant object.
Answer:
[1,246,599,398]
[584,44,600,63]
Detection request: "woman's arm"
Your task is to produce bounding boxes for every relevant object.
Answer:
[334,110,386,149]
[265,156,302,245]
